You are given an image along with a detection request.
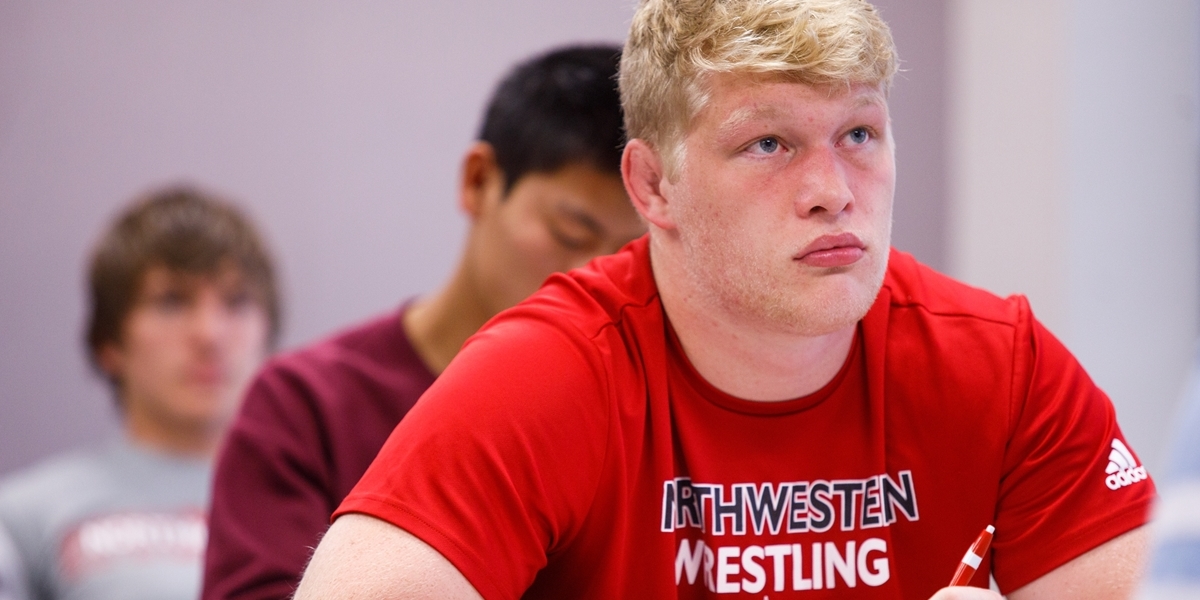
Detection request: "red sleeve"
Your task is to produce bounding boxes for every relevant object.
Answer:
[336,316,612,600]
[201,366,335,600]
[990,301,1155,592]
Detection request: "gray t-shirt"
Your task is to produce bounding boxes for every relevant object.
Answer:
[0,525,30,600]
[0,439,211,600]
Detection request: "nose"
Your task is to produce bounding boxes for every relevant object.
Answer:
[189,293,228,347]
[792,146,854,218]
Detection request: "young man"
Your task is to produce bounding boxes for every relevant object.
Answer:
[0,187,278,600]
[293,2,1153,598]
[199,45,645,600]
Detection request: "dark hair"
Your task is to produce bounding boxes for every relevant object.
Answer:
[85,185,281,374]
[479,44,624,193]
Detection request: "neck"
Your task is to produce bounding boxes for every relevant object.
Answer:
[650,236,857,402]
[123,412,222,459]
[403,256,496,375]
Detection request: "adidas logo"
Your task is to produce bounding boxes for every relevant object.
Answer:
[1104,438,1147,490]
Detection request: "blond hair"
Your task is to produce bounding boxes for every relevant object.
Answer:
[620,0,898,174]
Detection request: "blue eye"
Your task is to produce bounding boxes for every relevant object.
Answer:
[847,127,870,144]
[757,138,778,153]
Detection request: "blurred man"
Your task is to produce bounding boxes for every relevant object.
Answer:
[293,1,1154,599]
[200,44,644,600]
[0,187,278,600]
[0,528,28,600]
[1138,348,1200,600]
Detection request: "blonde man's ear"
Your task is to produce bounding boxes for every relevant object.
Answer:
[622,139,675,231]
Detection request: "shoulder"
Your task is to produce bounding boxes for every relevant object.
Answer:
[880,248,1028,328]
[464,237,662,374]
[0,449,108,509]
[0,447,118,542]
[221,307,436,480]
[501,236,658,338]
[266,307,418,379]
[247,305,434,411]
[346,251,661,565]
[420,239,662,427]
[868,249,1040,412]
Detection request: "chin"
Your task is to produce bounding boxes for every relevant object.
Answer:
[763,270,884,337]
[767,299,866,337]
[691,238,888,336]
[177,389,240,418]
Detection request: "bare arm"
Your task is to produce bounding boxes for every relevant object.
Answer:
[922,526,1146,600]
[295,517,1146,600]
[1006,526,1147,600]
[292,513,483,600]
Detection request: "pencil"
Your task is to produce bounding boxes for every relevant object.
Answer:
[949,525,994,586]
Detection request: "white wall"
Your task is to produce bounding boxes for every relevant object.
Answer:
[0,0,634,472]
[949,0,1200,471]
[874,0,951,272]
[0,1,954,474]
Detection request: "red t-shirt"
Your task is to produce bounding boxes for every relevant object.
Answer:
[339,237,1153,599]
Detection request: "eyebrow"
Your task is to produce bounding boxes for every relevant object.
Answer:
[715,90,888,137]
[717,106,779,137]
[848,92,888,111]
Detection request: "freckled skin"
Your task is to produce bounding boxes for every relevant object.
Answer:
[661,74,896,337]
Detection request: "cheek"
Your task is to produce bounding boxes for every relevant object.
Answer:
[503,211,570,278]
[115,339,177,394]
[845,169,894,229]
[677,200,757,273]
[851,156,895,204]
[227,315,270,362]
[122,320,180,367]
[682,181,780,254]
[221,330,267,396]
[511,237,568,297]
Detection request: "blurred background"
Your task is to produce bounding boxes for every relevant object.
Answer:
[0,0,1196,475]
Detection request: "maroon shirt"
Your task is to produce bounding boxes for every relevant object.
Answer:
[201,306,436,600]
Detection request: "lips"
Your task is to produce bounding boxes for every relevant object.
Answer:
[188,364,228,386]
[795,233,866,268]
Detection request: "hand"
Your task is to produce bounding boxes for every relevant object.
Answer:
[928,587,1004,600]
